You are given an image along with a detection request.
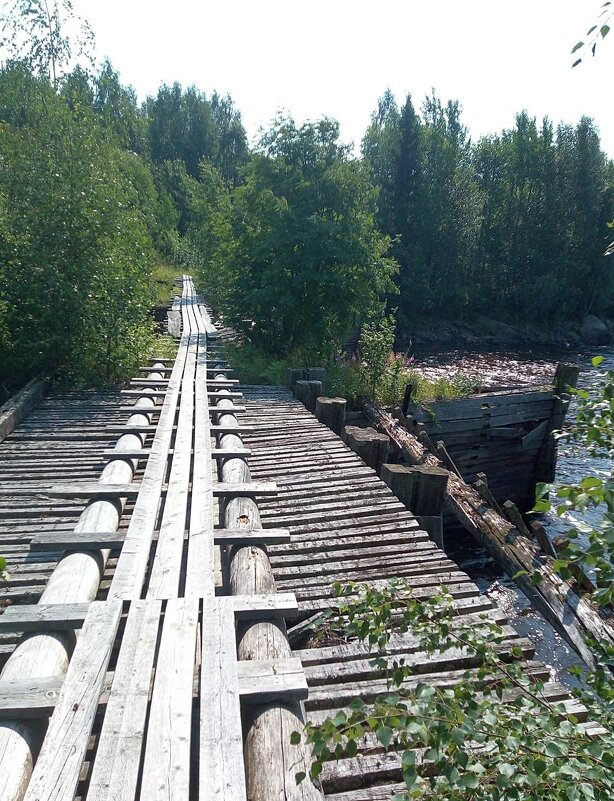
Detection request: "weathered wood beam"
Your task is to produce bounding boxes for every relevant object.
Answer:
[216,386,323,800]
[363,402,614,668]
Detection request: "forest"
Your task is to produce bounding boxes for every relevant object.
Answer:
[0,1,613,394]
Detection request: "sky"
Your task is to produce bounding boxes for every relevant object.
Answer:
[74,0,614,156]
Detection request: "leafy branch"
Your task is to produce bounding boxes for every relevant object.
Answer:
[572,1,612,67]
[293,581,614,800]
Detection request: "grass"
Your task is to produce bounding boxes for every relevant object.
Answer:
[327,356,479,408]
[221,340,479,409]
[152,264,181,307]
[220,341,290,385]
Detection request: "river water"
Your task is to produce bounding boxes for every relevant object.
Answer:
[412,343,614,683]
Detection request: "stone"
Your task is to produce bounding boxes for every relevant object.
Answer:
[580,314,611,345]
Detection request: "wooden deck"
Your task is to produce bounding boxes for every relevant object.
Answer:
[0,277,588,801]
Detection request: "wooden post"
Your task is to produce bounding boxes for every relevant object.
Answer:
[381,463,448,516]
[315,396,346,435]
[535,363,580,484]
[287,369,306,391]
[343,425,390,473]
[381,463,448,547]
[305,367,326,384]
[215,381,322,801]
[294,380,323,413]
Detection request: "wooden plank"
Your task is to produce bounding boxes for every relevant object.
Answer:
[0,676,62,717]
[237,657,308,703]
[213,482,278,497]
[30,530,126,551]
[200,596,247,801]
[0,603,90,632]
[22,601,122,801]
[120,389,167,397]
[109,366,184,599]
[211,448,251,458]
[87,600,162,801]
[102,449,152,460]
[140,597,199,801]
[232,593,299,619]
[185,344,216,598]
[147,334,197,599]
[129,378,170,386]
[44,483,140,499]
[214,527,291,545]
[207,391,243,399]
[106,424,160,433]
[210,425,254,434]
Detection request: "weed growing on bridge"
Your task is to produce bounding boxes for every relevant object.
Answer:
[294,580,614,800]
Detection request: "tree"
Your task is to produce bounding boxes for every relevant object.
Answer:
[145,83,248,182]
[0,0,94,87]
[0,63,155,386]
[212,116,397,360]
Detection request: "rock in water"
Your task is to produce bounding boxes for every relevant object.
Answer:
[580,314,611,345]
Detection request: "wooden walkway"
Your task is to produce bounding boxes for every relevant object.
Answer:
[0,277,588,801]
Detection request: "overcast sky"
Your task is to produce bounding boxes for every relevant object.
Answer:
[75,0,614,155]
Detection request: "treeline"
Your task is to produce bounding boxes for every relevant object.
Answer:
[1,20,614,390]
[363,91,614,333]
[0,55,249,390]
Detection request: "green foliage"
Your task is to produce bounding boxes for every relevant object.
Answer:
[0,63,156,387]
[209,116,397,361]
[534,359,614,607]
[0,0,94,86]
[152,264,180,307]
[363,92,614,328]
[145,83,248,182]
[295,581,614,800]
[327,359,477,408]
[571,2,612,67]
[219,341,291,386]
[359,314,396,398]
[0,554,8,582]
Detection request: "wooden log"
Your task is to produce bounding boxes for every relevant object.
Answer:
[315,396,346,435]
[0,376,52,445]
[502,500,534,541]
[294,380,323,413]
[434,440,462,478]
[474,472,504,516]
[215,384,323,801]
[343,426,390,474]
[363,402,614,668]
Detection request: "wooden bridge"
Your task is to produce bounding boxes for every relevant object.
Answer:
[0,277,590,800]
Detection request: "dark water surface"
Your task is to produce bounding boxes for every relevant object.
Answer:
[413,343,614,683]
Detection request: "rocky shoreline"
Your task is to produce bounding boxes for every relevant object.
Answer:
[405,313,613,350]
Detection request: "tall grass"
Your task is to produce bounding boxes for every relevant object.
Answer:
[222,339,479,409]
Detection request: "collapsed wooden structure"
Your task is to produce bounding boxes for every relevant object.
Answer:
[0,277,603,800]
[402,364,579,512]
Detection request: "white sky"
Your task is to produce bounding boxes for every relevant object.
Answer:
[74,0,614,156]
